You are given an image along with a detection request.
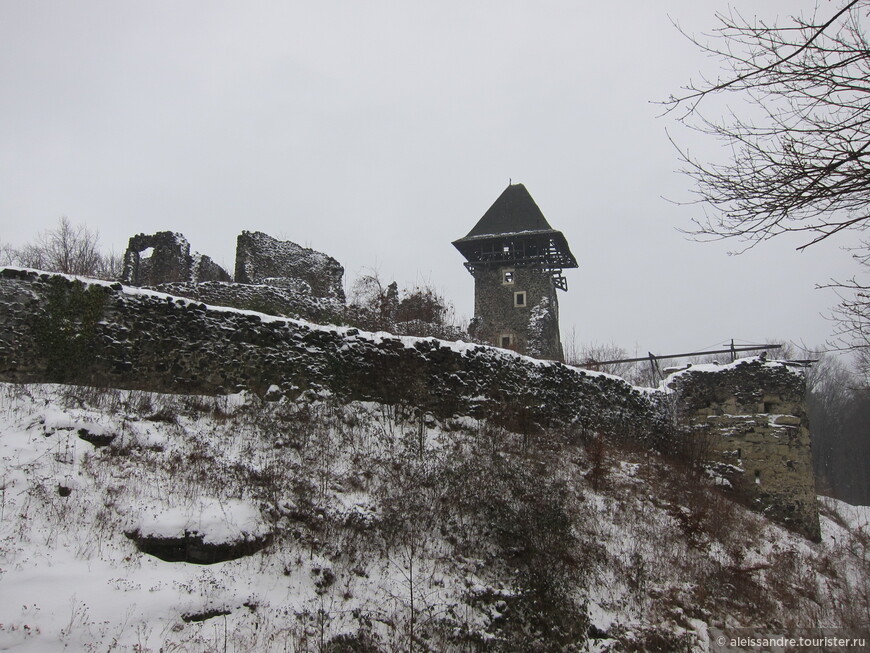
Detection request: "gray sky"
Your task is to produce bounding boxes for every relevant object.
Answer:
[1,1,860,359]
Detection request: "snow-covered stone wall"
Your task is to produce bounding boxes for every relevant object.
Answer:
[0,268,655,432]
[0,268,818,539]
[149,280,344,325]
[666,360,820,541]
[121,232,231,286]
[234,231,345,302]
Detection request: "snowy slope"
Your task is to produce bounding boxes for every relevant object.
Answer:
[0,382,867,651]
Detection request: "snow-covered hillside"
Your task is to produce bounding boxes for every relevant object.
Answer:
[0,382,867,652]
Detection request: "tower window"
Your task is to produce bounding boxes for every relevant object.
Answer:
[514,291,527,307]
[500,334,514,348]
[502,269,514,285]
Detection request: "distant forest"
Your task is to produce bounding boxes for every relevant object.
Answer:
[809,369,870,506]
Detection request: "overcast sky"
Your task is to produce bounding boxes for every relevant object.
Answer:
[1,1,860,360]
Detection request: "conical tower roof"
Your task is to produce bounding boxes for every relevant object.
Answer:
[452,183,577,269]
[457,183,554,240]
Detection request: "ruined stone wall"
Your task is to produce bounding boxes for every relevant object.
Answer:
[0,268,818,540]
[121,232,231,286]
[119,231,344,321]
[235,231,345,302]
[666,361,820,541]
[151,281,344,325]
[0,268,655,431]
[472,266,562,361]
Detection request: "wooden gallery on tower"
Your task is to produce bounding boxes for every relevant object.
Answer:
[453,183,578,362]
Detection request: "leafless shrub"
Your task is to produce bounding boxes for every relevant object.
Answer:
[346,268,469,341]
[584,432,610,492]
[0,240,14,262]
[145,405,178,425]
[9,217,119,279]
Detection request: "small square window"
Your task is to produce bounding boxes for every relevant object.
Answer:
[514,291,527,307]
[502,270,514,285]
[500,335,513,348]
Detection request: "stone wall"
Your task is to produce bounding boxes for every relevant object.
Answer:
[234,231,345,302]
[0,268,655,431]
[0,268,819,540]
[119,230,345,322]
[121,232,231,286]
[472,266,563,361]
[151,281,344,325]
[667,360,820,541]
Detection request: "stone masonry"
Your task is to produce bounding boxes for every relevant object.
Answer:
[471,265,562,360]
[121,232,231,286]
[667,359,820,541]
[234,231,345,302]
[119,230,345,324]
[0,268,819,540]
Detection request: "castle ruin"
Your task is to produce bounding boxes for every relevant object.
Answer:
[118,230,345,323]
[453,184,577,361]
[0,204,819,541]
[121,232,232,286]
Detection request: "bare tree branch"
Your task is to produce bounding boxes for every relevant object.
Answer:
[667,2,870,358]
[4,217,118,279]
[665,1,870,251]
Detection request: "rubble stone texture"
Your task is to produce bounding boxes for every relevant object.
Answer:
[151,281,344,325]
[667,361,820,541]
[0,268,819,541]
[471,265,562,360]
[120,232,231,286]
[234,231,345,302]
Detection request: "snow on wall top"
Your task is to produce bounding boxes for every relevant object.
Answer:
[0,267,820,540]
[0,266,658,437]
[234,231,345,302]
[121,231,231,286]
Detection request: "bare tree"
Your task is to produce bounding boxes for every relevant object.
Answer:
[819,249,870,365]
[570,341,631,376]
[94,249,123,281]
[0,242,16,266]
[347,268,466,340]
[5,217,117,279]
[349,268,399,326]
[566,339,662,386]
[802,349,870,503]
[14,217,102,276]
[666,1,870,250]
[666,1,870,356]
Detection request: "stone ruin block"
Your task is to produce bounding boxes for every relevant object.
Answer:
[667,359,820,541]
[121,232,231,287]
[234,231,345,302]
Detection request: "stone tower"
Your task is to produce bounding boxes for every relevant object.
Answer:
[453,183,578,361]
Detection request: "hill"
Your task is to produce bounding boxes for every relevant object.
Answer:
[0,381,867,652]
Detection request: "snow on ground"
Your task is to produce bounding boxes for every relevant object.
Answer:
[0,383,478,651]
[0,381,867,651]
[820,495,870,532]
[0,386,312,650]
[134,498,268,544]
